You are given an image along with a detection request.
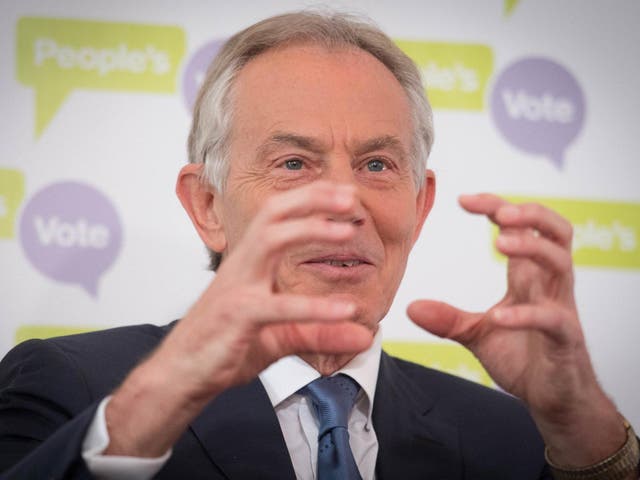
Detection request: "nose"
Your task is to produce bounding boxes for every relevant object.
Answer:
[324,159,366,226]
[327,209,365,226]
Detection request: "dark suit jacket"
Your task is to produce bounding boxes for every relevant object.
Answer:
[0,322,551,479]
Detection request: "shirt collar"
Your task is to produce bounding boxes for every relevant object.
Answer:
[259,327,382,418]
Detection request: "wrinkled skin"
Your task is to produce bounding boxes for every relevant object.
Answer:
[105,44,630,471]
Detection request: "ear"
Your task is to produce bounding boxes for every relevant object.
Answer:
[412,169,436,244]
[175,164,227,253]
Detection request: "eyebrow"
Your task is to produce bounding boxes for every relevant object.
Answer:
[257,132,327,158]
[257,131,407,159]
[352,135,406,158]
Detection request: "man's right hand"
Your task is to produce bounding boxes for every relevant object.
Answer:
[104,181,373,457]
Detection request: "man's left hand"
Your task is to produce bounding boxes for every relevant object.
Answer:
[407,193,628,468]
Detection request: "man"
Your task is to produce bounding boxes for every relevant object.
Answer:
[1,11,638,480]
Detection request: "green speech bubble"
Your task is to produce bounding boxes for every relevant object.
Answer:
[383,341,494,387]
[0,168,26,239]
[492,197,640,270]
[395,40,493,111]
[16,17,186,137]
[15,325,97,345]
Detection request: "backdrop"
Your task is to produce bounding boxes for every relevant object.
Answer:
[1,0,638,427]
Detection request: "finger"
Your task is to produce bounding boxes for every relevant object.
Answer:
[244,216,356,276]
[407,299,482,346]
[258,181,357,225]
[495,203,573,247]
[253,293,357,324]
[490,305,576,345]
[496,231,573,273]
[264,322,374,358]
[458,193,507,223]
[460,194,573,248]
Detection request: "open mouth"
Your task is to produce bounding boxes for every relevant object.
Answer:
[319,259,364,267]
[302,253,374,271]
[299,253,374,280]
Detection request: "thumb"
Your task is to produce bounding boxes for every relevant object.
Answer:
[407,300,481,345]
[267,321,374,358]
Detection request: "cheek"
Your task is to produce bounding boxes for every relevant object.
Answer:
[373,195,418,255]
[218,195,262,252]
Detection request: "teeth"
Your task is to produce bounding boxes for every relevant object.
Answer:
[322,260,362,267]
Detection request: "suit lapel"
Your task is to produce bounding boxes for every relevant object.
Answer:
[374,352,463,480]
[189,378,296,480]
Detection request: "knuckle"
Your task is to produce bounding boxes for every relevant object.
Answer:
[523,202,544,219]
[545,313,564,331]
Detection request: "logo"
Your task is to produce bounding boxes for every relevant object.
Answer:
[490,57,585,168]
[383,341,494,387]
[19,181,123,296]
[182,39,225,112]
[0,168,26,239]
[396,40,494,111]
[494,197,640,270]
[16,17,186,136]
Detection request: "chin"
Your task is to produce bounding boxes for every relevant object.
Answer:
[276,271,388,329]
[324,292,384,331]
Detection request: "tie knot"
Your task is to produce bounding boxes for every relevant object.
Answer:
[302,374,360,436]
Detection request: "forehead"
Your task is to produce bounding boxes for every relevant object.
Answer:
[230,43,413,149]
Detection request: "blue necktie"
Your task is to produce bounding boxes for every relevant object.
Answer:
[301,374,363,480]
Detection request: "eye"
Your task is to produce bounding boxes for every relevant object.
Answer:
[366,158,387,172]
[283,158,304,170]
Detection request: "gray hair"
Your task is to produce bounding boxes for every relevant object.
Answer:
[187,10,434,270]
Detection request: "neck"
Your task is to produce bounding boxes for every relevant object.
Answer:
[299,322,379,376]
[298,353,358,376]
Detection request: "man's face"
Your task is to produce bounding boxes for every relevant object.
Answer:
[213,43,432,330]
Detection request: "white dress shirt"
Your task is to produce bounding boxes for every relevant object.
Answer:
[260,329,381,479]
[82,330,382,480]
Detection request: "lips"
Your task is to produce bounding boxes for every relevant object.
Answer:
[304,254,372,267]
[297,252,375,281]
[319,259,364,267]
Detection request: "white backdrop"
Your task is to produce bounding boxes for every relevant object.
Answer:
[1,0,639,427]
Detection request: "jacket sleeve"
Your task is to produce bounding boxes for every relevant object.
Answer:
[0,339,100,479]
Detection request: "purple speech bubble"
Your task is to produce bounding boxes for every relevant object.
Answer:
[182,39,225,112]
[19,181,122,297]
[490,57,585,168]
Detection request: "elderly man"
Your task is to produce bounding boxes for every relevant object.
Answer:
[1,11,638,480]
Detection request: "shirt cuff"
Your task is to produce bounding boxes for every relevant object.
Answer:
[81,396,172,480]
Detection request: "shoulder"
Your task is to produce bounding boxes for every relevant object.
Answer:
[379,353,549,478]
[386,353,525,409]
[43,321,173,363]
[383,352,544,444]
[0,322,175,402]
